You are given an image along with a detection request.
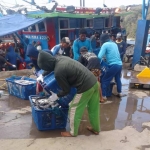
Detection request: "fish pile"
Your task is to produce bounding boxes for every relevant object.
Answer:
[15,80,35,85]
[31,96,60,110]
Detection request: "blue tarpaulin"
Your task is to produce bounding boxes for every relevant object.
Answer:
[0,14,44,36]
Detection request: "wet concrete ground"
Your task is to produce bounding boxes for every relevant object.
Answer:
[0,69,150,139]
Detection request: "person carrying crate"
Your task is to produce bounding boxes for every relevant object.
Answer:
[98,33,123,100]
[37,51,100,137]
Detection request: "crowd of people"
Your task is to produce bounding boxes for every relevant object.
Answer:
[26,28,126,137]
[0,42,25,71]
[0,28,127,137]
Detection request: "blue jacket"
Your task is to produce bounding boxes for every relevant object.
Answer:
[26,44,53,72]
[73,38,92,60]
[6,46,23,68]
[51,44,63,56]
[98,41,122,66]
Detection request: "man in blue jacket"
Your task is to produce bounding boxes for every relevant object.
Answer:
[5,46,23,70]
[98,34,123,100]
[51,37,71,57]
[73,29,92,60]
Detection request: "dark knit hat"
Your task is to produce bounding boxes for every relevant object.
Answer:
[79,28,87,35]
[100,33,110,44]
[80,46,88,53]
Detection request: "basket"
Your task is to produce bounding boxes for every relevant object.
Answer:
[6,76,36,100]
[29,95,69,131]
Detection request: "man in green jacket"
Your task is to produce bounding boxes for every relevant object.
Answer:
[37,51,100,137]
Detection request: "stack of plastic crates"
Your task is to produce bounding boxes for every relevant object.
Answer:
[6,76,36,100]
[30,71,76,130]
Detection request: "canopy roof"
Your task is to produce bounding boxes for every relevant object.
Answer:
[0,14,44,36]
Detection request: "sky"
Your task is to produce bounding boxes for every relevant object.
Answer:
[0,0,142,8]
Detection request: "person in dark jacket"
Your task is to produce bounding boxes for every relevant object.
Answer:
[26,44,53,72]
[37,51,100,137]
[5,46,23,70]
[78,46,104,103]
[0,50,16,71]
[90,31,100,49]
[26,44,53,95]
[116,32,126,61]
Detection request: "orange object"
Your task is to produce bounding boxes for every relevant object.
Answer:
[137,67,150,78]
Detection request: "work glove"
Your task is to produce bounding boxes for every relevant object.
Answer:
[12,65,16,68]
[36,74,44,82]
[22,63,25,67]
[49,91,58,102]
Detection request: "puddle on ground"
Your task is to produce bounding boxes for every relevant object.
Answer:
[0,70,150,139]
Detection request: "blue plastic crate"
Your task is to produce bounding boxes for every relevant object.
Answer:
[6,76,36,100]
[40,72,77,107]
[106,82,115,97]
[42,72,61,93]
[29,95,69,131]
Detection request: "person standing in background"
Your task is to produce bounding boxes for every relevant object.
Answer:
[90,31,100,49]
[116,32,126,61]
[5,46,23,71]
[98,34,123,100]
[73,29,92,60]
[51,37,71,57]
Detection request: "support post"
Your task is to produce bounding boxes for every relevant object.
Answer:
[132,20,150,67]
[83,0,85,7]
[142,0,150,20]
[80,0,82,7]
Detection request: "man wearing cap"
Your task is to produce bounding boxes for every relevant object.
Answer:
[51,37,71,57]
[73,29,92,60]
[90,32,100,49]
[98,34,123,100]
[116,32,126,61]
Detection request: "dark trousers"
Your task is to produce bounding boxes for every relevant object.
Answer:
[101,64,122,97]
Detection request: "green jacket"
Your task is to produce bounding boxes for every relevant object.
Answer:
[38,51,97,97]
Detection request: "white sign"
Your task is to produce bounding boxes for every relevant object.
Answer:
[25,35,47,40]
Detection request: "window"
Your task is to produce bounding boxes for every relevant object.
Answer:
[60,20,69,29]
[85,19,93,27]
[38,22,46,32]
[30,25,36,32]
[23,27,28,32]
[60,30,69,40]
[105,18,109,27]
[116,17,120,27]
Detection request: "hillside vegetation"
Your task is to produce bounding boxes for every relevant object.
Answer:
[120,5,149,39]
